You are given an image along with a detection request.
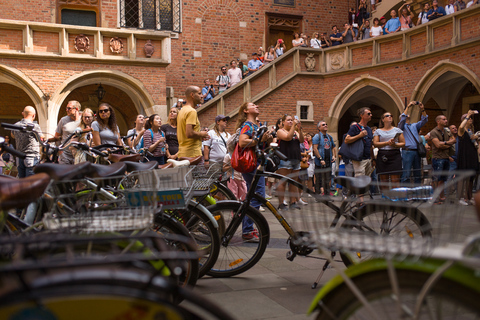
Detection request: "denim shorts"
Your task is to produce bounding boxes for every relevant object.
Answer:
[432,158,450,182]
[278,159,301,170]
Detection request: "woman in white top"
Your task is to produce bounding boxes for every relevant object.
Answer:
[310,32,322,48]
[370,18,383,38]
[203,115,231,164]
[292,32,304,47]
[445,0,457,14]
[373,112,405,189]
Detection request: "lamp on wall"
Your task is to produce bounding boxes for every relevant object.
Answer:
[96,84,106,102]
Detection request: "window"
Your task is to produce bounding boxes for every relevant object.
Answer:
[61,9,97,27]
[120,0,181,32]
[296,101,314,122]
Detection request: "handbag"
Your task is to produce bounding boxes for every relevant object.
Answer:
[405,125,427,158]
[231,144,257,173]
[338,125,365,161]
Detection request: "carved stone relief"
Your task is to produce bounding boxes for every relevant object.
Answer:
[305,53,316,72]
[74,34,90,53]
[144,40,155,58]
[330,53,345,70]
[110,37,124,54]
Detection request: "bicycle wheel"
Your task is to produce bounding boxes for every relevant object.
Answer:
[182,204,221,278]
[206,201,270,278]
[152,214,199,288]
[0,268,235,320]
[315,268,480,320]
[340,203,432,266]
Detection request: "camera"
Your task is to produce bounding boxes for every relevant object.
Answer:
[415,101,420,105]
[210,85,214,89]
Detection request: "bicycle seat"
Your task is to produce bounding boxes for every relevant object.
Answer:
[159,163,173,169]
[177,155,203,165]
[34,162,94,181]
[123,161,158,172]
[90,162,127,178]
[0,173,50,211]
[108,153,142,163]
[334,175,371,194]
[167,159,191,168]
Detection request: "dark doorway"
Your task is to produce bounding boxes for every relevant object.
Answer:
[265,13,302,52]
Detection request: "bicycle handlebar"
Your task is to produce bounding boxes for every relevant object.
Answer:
[0,137,26,159]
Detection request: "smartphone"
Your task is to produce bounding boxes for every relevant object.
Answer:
[394,132,402,140]
[474,110,479,114]
[294,115,299,120]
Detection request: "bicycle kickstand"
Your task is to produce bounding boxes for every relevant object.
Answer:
[311,251,336,289]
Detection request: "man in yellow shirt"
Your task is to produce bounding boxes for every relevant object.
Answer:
[177,86,210,158]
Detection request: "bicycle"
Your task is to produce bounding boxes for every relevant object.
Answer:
[205,123,432,278]
[306,170,479,319]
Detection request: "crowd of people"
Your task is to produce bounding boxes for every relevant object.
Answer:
[192,0,479,106]
[3,82,480,238]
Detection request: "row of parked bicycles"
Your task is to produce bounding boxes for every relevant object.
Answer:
[0,121,479,319]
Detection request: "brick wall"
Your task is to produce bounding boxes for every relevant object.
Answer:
[167,0,350,98]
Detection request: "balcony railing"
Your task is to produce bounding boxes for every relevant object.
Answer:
[0,19,175,66]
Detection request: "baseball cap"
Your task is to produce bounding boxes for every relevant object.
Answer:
[252,52,258,56]
[215,115,230,122]
[380,16,386,19]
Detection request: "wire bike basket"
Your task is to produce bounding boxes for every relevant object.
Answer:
[282,169,477,260]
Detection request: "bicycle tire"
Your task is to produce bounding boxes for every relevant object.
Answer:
[315,268,480,320]
[0,268,235,320]
[152,213,199,288]
[181,204,221,278]
[206,201,270,278]
[340,203,432,266]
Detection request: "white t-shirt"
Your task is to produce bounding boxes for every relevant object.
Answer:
[445,4,456,14]
[418,11,429,24]
[370,26,383,37]
[310,38,322,48]
[216,74,230,92]
[467,0,476,7]
[374,127,403,150]
[227,67,243,87]
[202,130,231,162]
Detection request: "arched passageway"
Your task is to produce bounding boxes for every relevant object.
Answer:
[47,70,155,135]
[328,76,404,144]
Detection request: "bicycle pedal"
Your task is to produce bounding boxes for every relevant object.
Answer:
[286,250,296,261]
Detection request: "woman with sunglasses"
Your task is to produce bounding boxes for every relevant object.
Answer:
[144,114,167,165]
[92,103,122,146]
[373,112,405,189]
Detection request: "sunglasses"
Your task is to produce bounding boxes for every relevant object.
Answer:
[383,114,392,118]
[366,112,372,116]
[98,109,110,113]
[66,107,76,111]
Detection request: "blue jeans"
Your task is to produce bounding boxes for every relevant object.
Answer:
[18,155,39,178]
[432,158,450,182]
[241,171,265,234]
[401,150,422,183]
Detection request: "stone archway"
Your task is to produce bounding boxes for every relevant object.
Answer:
[0,64,46,131]
[47,70,155,135]
[327,75,404,143]
[411,60,480,122]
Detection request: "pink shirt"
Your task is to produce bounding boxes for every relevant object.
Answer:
[227,67,243,87]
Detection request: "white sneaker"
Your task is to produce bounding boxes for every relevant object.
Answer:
[283,200,288,206]
[298,199,308,205]
[265,194,273,200]
[259,206,265,212]
[459,199,468,206]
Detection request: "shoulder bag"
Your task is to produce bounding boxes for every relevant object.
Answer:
[338,125,365,161]
[231,144,257,173]
[405,125,427,158]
